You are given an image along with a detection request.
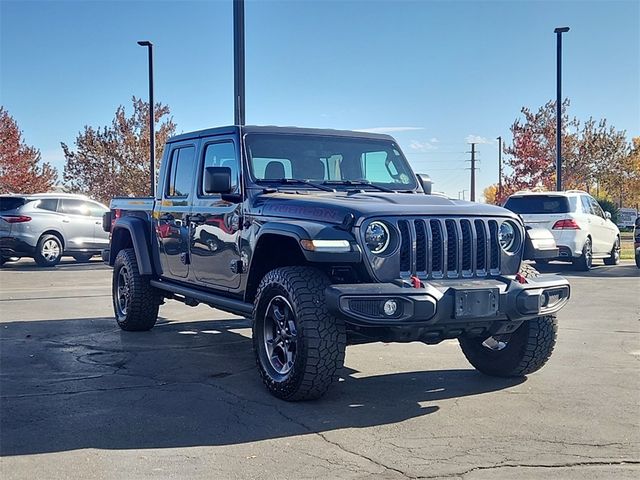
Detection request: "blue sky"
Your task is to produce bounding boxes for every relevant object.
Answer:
[1,0,638,199]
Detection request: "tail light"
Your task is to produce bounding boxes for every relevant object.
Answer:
[111,209,121,230]
[1,215,32,223]
[553,219,580,230]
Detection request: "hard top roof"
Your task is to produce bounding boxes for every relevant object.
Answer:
[167,125,396,144]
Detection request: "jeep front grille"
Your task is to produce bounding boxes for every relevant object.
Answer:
[397,218,502,278]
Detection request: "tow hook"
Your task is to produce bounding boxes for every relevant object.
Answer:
[515,273,528,284]
[410,275,423,289]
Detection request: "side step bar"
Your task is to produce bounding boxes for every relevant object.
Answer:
[150,280,253,316]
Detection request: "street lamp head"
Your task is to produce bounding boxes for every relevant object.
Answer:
[137,40,153,47]
[554,27,570,33]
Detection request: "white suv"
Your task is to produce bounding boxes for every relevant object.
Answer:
[504,190,620,270]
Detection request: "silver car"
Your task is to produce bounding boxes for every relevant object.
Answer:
[0,193,109,267]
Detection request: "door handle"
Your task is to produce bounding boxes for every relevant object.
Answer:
[95,221,101,225]
[62,218,70,223]
[188,214,206,224]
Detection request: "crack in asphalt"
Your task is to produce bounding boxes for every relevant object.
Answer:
[417,460,640,479]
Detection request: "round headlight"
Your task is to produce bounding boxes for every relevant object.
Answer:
[365,221,390,254]
[498,221,518,252]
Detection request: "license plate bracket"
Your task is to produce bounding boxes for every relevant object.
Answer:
[454,288,499,319]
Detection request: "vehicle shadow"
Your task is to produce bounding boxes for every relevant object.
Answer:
[0,258,109,272]
[0,316,524,456]
[532,261,640,278]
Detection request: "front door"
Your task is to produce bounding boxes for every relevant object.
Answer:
[189,137,243,290]
[157,143,197,279]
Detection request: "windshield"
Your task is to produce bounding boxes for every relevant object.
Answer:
[504,195,574,214]
[245,133,418,190]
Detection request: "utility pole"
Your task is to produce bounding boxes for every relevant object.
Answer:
[469,143,477,202]
[554,26,570,191]
[137,41,155,197]
[233,0,246,126]
[497,136,502,198]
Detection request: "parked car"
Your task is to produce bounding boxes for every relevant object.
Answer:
[504,190,620,271]
[635,216,640,269]
[103,125,570,401]
[0,193,109,267]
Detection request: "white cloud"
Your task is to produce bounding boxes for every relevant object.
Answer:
[355,127,424,134]
[465,134,494,145]
[409,140,438,152]
[429,137,439,143]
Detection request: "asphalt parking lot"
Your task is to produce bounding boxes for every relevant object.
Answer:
[1,258,638,479]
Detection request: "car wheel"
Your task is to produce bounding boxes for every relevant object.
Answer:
[34,234,63,267]
[636,254,640,269]
[253,266,346,401]
[573,237,592,271]
[112,248,160,331]
[72,253,94,263]
[603,237,620,265]
[459,263,557,377]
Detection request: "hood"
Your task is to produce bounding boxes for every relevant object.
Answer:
[256,191,518,225]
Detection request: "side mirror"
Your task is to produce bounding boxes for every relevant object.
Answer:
[605,211,612,220]
[416,174,433,195]
[204,166,232,194]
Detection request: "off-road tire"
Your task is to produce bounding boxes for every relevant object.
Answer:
[252,266,346,401]
[0,257,6,267]
[112,248,160,331]
[72,253,94,263]
[573,237,592,271]
[34,234,63,267]
[636,254,640,269]
[459,263,557,377]
[603,236,620,266]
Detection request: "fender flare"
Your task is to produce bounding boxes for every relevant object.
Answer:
[109,217,154,275]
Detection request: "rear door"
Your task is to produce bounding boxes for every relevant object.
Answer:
[86,201,110,250]
[156,141,198,279]
[588,196,615,254]
[189,136,243,289]
[58,199,99,251]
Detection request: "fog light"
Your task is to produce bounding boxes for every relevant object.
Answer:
[383,299,398,316]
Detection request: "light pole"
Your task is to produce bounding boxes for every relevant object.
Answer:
[233,0,246,126]
[554,27,569,192]
[497,136,502,199]
[137,40,155,197]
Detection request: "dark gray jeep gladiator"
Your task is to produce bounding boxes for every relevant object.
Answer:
[104,125,570,401]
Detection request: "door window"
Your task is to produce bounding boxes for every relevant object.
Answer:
[59,199,92,216]
[201,142,239,193]
[580,196,595,215]
[589,197,605,218]
[167,146,196,197]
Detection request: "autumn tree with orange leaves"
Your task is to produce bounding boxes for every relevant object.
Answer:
[62,97,176,204]
[501,99,637,207]
[0,107,58,194]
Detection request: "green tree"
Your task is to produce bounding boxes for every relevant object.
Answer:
[62,97,176,204]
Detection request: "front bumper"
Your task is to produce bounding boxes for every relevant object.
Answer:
[326,274,570,329]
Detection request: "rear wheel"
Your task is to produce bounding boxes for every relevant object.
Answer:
[573,237,592,271]
[253,266,346,401]
[603,237,620,265]
[112,248,160,331]
[34,234,62,267]
[459,263,557,377]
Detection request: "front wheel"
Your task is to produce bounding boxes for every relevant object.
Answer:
[459,315,558,377]
[252,266,346,401]
[73,253,94,263]
[112,248,160,331]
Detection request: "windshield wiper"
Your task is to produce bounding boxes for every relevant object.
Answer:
[258,178,336,192]
[322,180,396,193]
